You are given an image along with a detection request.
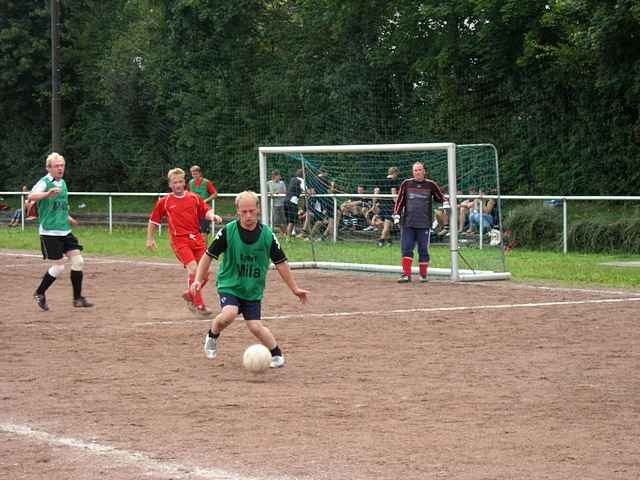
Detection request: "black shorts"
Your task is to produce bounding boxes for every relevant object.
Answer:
[379,202,394,221]
[219,293,261,320]
[40,233,83,260]
[199,218,211,234]
[285,201,298,224]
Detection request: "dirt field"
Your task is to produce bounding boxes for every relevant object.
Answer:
[1,250,639,480]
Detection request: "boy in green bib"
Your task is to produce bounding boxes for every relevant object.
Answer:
[192,191,309,368]
[28,153,93,311]
[188,165,218,240]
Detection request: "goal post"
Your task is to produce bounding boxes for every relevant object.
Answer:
[258,143,510,282]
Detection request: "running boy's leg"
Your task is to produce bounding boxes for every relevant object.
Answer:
[174,236,210,315]
[203,303,239,359]
[67,249,93,307]
[34,235,65,311]
[239,299,284,367]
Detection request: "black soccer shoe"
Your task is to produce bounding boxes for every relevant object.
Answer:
[34,293,49,311]
[73,296,94,308]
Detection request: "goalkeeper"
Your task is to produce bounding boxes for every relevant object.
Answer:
[393,162,445,283]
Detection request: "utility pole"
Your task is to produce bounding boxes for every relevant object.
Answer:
[51,0,61,152]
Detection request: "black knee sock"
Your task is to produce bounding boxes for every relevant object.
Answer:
[70,270,83,299]
[36,272,56,295]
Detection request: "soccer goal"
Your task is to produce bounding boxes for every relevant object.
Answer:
[258,143,510,281]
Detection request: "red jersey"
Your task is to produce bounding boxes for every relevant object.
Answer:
[149,192,210,238]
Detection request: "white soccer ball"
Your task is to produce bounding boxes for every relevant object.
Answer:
[242,344,272,373]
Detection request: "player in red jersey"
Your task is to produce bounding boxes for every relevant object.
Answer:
[146,168,222,316]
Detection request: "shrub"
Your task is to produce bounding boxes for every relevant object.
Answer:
[502,204,562,249]
[563,218,640,253]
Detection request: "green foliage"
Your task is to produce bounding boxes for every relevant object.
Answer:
[1,0,639,196]
[569,218,640,254]
[503,204,562,249]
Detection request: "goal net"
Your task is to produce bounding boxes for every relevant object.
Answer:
[259,143,510,281]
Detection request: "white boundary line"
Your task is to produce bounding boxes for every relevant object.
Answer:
[133,296,640,327]
[0,263,39,268]
[504,282,640,296]
[0,422,276,480]
[0,251,179,268]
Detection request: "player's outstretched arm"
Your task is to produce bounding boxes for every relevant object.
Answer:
[275,261,309,304]
[146,222,158,250]
[28,187,61,202]
[192,254,213,294]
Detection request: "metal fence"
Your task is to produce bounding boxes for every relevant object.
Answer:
[2,191,640,254]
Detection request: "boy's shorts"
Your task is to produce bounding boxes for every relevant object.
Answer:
[171,234,206,266]
[40,233,83,260]
[219,293,261,320]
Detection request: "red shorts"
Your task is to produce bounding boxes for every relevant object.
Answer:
[171,234,206,266]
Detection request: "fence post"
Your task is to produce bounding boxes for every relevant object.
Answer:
[211,198,216,237]
[563,198,568,254]
[108,195,113,234]
[20,193,25,231]
[478,194,484,250]
[332,195,337,242]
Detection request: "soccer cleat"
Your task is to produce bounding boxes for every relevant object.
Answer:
[397,275,411,283]
[420,276,429,283]
[182,290,196,313]
[270,355,285,368]
[203,332,217,359]
[195,304,213,317]
[34,293,49,311]
[73,296,94,308]
[376,239,385,247]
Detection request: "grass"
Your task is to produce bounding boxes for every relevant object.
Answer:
[2,225,640,289]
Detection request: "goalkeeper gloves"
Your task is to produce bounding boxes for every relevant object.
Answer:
[392,214,400,225]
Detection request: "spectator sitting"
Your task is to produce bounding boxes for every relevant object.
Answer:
[458,186,479,233]
[466,190,496,234]
[338,185,371,231]
[434,186,451,237]
[8,186,34,227]
[362,186,381,231]
[339,185,366,214]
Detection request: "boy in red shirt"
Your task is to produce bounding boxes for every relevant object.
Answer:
[146,168,222,315]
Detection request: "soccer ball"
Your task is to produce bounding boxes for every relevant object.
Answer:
[242,344,272,373]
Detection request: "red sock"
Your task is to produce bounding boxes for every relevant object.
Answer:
[402,257,412,276]
[185,275,194,301]
[188,274,203,306]
[419,262,429,278]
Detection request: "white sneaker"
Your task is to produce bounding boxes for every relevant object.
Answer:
[270,355,285,368]
[203,333,217,359]
[489,228,502,246]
